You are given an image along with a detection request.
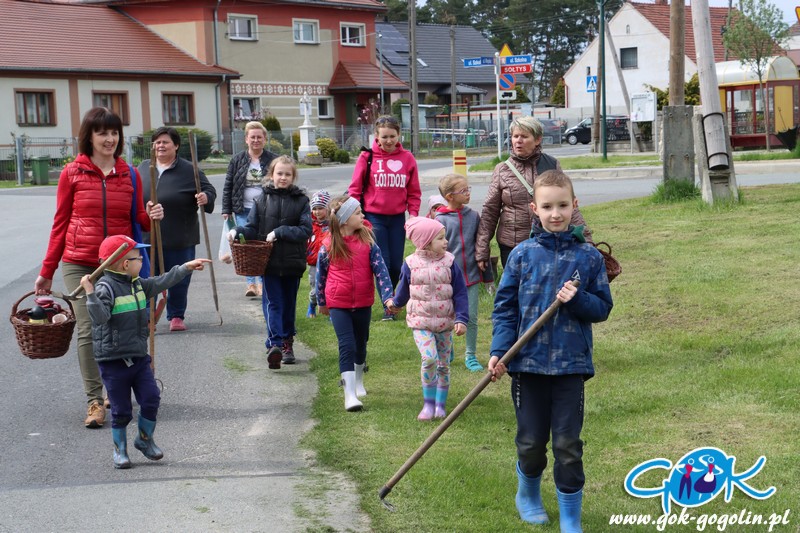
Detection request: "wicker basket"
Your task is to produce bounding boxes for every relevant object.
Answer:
[231,240,273,277]
[594,242,621,282]
[10,291,76,359]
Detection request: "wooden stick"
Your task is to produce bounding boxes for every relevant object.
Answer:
[377,281,580,508]
[188,131,223,326]
[148,146,166,373]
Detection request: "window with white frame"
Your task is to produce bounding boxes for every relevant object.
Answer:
[233,97,261,121]
[162,93,194,125]
[340,23,365,46]
[15,90,55,126]
[620,47,638,69]
[293,19,319,44]
[93,92,129,125]
[228,14,257,41]
[318,97,333,119]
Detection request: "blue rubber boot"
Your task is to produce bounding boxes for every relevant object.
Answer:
[112,427,131,469]
[434,386,449,418]
[133,415,164,461]
[516,462,549,524]
[306,302,316,318]
[556,488,583,533]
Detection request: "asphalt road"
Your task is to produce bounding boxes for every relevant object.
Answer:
[2,153,799,532]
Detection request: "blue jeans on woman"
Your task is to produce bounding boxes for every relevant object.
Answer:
[154,246,195,320]
[365,212,405,289]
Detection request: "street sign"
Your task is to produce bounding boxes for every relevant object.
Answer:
[500,54,532,65]
[499,90,517,101]
[464,56,495,68]
[499,73,515,90]
[586,75,597,93]
[501,64,532,74]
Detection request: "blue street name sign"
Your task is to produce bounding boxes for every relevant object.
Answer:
[464,56,495,68]
[502,54,533,65]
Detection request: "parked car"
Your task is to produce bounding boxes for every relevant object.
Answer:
[564,116,630,145]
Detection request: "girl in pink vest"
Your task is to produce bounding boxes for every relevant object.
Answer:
[387,217,469,420]
[316,196,393,412]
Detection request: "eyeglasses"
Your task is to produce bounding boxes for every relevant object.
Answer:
[125,256,143,262]
[454,186,472,195]
[376,116,399,125]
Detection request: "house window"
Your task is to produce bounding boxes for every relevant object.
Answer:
[318,97,333,119]
[293,19,319,44]
[162,93,194,125]
[340,23,365,46]
[15,90,55,126]
[93,92,129,125]
[620,47,638,69]
[228,14,257,41]
[233,97,261,121]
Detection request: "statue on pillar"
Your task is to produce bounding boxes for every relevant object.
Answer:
[298,91,317,160]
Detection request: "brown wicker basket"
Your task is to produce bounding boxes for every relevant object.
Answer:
[10,291,76,359]
[231,240,273,277]
[594,242,621,282]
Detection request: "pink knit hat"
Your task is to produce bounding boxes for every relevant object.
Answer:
[405,216,445,250]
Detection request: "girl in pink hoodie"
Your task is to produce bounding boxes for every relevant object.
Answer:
[316,196,394,412]
[348,116,421,320]
[387,217,469,421]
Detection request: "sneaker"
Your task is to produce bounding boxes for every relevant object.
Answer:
[85,400,105,428]
[465,354,484,372]
[267,345,282,369]
[281,340,296,365]
[169,317,186,332]
[381,311,395,321]
[245,284,257,297]
[256,284,263,296]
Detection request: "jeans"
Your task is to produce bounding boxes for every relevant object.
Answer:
[154,246,195,320]
[329,307,371,372]
[62,262,103,404]
[262,274,301,348]
[99,356,160,429]
[365,212,405,289]
[235,212,260,286]
[307,266,317,306]
[465,283,480,358]
[512,373,586,494]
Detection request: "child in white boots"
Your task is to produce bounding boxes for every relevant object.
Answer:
[316,196,393,411]
[387,217,468,420]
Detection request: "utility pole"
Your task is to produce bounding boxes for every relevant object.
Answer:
[450,25,456,132]
[669,0,685,105]
[598,0,608,160]
[408,0,420,154]
[378,31,385,113]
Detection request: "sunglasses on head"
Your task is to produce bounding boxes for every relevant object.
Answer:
[376,116,398,125]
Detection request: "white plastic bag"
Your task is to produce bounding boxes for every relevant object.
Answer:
[219,218,234,264]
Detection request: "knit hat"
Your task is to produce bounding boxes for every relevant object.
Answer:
[427,194,446,211]
[405,216,445,250]
[98,235,150,262]
[311,189,331,209]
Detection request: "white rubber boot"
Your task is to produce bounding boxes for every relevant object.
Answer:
[354,364,367,398]
[341,371,363,412]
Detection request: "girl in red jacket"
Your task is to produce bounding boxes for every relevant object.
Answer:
[316,196,393,412]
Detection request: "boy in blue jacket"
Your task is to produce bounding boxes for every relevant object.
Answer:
[82,235,210,469]
[488,170,613,533]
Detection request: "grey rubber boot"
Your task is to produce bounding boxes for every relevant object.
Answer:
[133,415,164,460]
[112,427,132,469]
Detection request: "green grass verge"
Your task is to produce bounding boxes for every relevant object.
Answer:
[296,184,799,532]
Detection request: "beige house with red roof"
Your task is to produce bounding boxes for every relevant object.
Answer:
[562,1,734,114]
[0,0,237,149]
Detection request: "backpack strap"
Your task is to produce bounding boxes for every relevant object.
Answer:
[359,146,373,205]
[504,160,533,196]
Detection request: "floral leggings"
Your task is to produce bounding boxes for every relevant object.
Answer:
[412,329,452,388]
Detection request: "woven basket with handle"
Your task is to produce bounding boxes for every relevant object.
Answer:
[231,240,273,277]
[594,241,621,282]
[10,291,76,359]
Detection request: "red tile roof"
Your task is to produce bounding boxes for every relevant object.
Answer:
[329,61,408,91]
[43,0,386,11]
[630,2,734,63]
[0,0,237,78]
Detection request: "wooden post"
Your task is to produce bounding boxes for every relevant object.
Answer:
[669,0,686,106]
[690,0,730,171]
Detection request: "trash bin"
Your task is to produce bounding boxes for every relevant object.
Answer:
[32,156,49,185]
[465,129,476,148]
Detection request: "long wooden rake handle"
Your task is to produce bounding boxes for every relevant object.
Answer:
[378,280,580,509]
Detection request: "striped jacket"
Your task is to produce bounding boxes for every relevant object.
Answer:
[86,266,190,362]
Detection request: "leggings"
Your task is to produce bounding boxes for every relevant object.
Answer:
[412,329,452,389]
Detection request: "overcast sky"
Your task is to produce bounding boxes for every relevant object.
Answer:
[706,0,798,24]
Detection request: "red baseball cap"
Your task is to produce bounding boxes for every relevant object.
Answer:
[98,235,150,262]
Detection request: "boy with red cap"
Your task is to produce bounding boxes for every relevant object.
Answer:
[81,235,210,469]
[386,217,469,420]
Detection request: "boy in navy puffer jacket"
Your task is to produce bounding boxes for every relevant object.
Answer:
[488,170,612,533]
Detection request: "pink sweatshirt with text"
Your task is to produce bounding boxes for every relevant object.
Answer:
[348,139,421,217]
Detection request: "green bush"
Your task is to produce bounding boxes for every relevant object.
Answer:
[391,98,408,119]
[292,132,300,151]
[333,149,350,164]
[267,139,284,154]
[261,115,284,142]
[316,138,337,160]
[141,127,213,161]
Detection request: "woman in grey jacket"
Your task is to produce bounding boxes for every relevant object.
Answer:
[221,121,277,297]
